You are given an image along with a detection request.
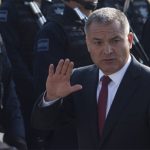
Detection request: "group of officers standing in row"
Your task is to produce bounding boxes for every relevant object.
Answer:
[0,0,150,149]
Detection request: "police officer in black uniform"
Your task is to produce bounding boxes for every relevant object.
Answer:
[0,0,53,148]
[0,34,27,150]
[34,0,98,98]
[33,0,98,149]
[126,0,150,40]
[123,0,150,65]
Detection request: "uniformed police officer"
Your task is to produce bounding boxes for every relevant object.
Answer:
[0,0,53,148]
[0,34,27,150]
[126,0,150,40]
[34,0,98,98]
[123,0,150,64]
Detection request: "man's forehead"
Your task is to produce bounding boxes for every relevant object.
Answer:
[90,32,123,41]
[88,22,124,35]
[89,21,121,29]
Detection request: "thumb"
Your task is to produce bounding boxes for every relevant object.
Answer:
[70,84,83,93]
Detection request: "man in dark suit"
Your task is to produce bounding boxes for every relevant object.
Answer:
[31,7,150,149]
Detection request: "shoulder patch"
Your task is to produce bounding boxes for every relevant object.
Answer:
[37,39,49,52]
[0,10,8,22]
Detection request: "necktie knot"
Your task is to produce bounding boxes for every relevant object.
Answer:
[101,76,111,86]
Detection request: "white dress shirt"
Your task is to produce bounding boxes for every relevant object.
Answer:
[97,55,131,117]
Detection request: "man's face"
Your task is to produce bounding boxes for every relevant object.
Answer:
[86,21,133,75]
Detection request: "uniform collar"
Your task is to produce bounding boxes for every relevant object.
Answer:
[63,5,84,23]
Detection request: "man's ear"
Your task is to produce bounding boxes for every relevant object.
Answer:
[128,32,134,49]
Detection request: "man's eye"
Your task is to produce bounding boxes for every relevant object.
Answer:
[94,41,102,45]
[112,39,121,43]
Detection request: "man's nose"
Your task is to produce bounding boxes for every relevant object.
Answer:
[104,44,112,54]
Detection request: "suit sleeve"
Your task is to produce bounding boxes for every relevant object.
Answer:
[31,69,81,131]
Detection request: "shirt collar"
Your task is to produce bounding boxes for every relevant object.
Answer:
[99,55,131,85]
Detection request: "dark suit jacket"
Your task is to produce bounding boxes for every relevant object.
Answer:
[32,56,150,149]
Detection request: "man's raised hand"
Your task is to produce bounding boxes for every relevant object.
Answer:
[45,59,82,101]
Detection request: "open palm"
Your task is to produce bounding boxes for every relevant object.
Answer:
[45,59,82,100]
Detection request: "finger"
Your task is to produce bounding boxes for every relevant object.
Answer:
[55,59,64,75]
[48,64,54,77]
[66,61,74,80]
[61,59,70,75]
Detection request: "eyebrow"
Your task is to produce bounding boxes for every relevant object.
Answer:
[112,35,122,39]
[92,35,122,41]
[92,38,102,41]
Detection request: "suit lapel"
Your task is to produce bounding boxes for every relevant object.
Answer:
[100,56,142,145]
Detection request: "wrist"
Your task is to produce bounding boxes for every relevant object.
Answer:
[44,91,60,101]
